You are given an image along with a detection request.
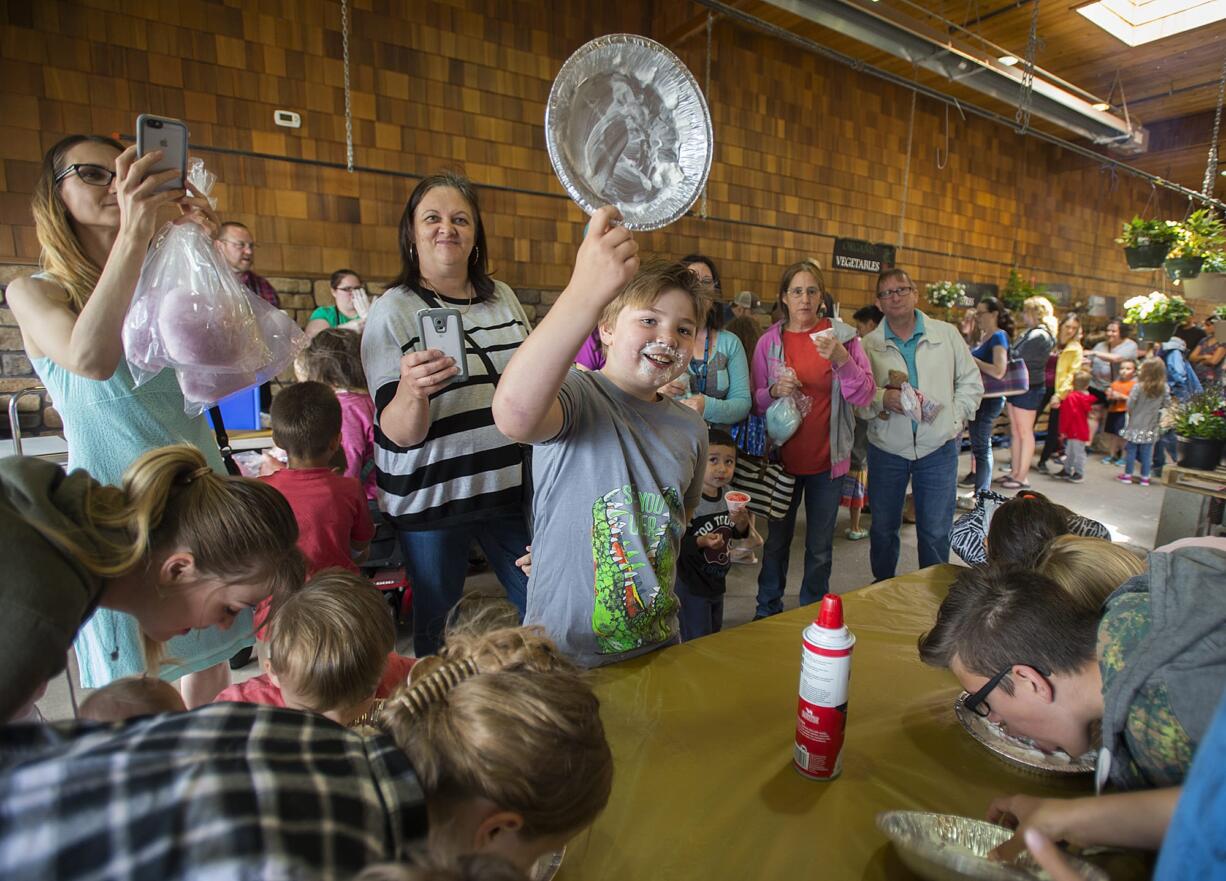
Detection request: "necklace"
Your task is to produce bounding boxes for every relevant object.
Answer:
[422,279,477,314]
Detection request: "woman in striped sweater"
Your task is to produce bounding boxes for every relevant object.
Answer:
[361,173,532,657]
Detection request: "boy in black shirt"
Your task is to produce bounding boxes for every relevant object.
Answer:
[676,429,753,640]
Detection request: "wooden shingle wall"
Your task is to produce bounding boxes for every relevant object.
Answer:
[0,0,1184,318]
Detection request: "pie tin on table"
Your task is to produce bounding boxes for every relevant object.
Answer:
[876,811,1108,881]
[955,693,1096,776]
[545,33,713,231]
[531,847,564,881]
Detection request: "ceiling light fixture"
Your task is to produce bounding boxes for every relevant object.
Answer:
[1091,101,1111,111]
[1076,0,1226,47]
[998,54,1019,66]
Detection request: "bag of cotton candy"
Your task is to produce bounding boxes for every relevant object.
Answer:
[123,162,305,415]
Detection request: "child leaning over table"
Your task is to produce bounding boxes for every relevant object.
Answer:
[493,206,708,667]
[215,570,415,726]
[675,428,753,641]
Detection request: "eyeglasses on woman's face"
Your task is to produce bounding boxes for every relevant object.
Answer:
[54,163,116,187]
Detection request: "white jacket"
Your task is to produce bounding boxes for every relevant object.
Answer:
[859,313,984,460]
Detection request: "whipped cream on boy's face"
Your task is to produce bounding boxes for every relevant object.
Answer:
[638,341,689,385]
[599,287,698,402]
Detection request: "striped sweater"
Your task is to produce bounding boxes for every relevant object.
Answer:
[361,280,531,529]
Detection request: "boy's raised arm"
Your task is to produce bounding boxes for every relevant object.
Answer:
[494,206,639,443]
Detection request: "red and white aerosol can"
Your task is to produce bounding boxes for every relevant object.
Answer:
[793,593,855,780]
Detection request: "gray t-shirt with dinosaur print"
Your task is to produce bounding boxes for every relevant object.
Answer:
[526,369,707,667]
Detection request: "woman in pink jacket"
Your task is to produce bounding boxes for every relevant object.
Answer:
[750,259,876,617]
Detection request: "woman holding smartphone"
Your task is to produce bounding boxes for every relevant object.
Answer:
[361,171,533,657]
[5,134,249,706]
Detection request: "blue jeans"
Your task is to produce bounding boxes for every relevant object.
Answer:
[1123,441,1155,479]
[867,439,959,581]
[968,396,1006,493]
[675,577,724,641]
[398,511,530,657]
[1152,430,1178,471]
[755,470,842,617]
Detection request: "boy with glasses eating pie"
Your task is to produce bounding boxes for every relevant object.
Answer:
[919,548,1226,792]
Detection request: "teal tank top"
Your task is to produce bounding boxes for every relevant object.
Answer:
[31,336,254,687]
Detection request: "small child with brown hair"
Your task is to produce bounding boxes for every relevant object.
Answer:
[295,327,378,501]
[214,570,414,725]
[79,676,186,722]
[263,381,374,577]
[1055,370,1095,483]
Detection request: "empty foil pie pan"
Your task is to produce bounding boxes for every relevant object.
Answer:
[877,811,1108,881]
[545,33,713,230]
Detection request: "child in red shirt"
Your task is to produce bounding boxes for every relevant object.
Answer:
[1057,371,1096,484]
[256,381,375,634]
[215,571,413,727]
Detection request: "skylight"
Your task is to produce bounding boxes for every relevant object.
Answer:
[1076,0,1226,47]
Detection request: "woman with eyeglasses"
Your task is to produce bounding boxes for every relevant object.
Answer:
[4,135,254,706]
[657,255,751,429]
[748,259,875,618]
[306,268,373,338]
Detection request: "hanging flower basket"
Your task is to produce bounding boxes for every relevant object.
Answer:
[1164,256,1204,281]
[1181,272,1226,301]
[1136,321,1176,342]
[1123,242,1172,270]
[1177,435,1224,471]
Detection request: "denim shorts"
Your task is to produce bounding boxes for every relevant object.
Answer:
[1008,384,1047,411]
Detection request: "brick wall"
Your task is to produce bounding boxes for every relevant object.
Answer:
[0,0,1197,437]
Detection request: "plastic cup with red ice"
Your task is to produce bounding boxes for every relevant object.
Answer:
[725,491,751,514]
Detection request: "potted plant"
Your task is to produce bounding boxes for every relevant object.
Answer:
[1181,250,1226,301]
[1122,291,1193,342]
[924,280,967,321]
[1001,269,1049,312]
[1116,216,1179,270]
[1165,386,1226,470]
[1164,209,1226,281]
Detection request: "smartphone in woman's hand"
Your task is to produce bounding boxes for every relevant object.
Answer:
[136,114,189,193]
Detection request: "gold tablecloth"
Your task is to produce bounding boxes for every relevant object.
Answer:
[559,565,1116,880]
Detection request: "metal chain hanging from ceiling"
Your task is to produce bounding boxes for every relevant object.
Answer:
[897,87,918,252]
[1201,54,1226,198]
[1014,0,1041,134]
[341,0,355,173]
[702,12,713,219]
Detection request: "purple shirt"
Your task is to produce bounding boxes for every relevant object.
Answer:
[574,328,605,370]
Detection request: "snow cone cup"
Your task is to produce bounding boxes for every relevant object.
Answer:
[725,491,751,514]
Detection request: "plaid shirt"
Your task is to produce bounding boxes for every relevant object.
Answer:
[0,704,427,881]
[239,269,280,308]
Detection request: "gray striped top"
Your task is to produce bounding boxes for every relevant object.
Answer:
[360,280,531,529]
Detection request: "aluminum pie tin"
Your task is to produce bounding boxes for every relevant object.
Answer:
[531,847,564,881]
[877,811,1109,881]
[545,33,713,231]
[955,693,1096,776]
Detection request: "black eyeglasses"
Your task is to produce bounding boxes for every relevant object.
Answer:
[963,663,1052,718]
[876,285,915,300]
[54,164,116,187]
